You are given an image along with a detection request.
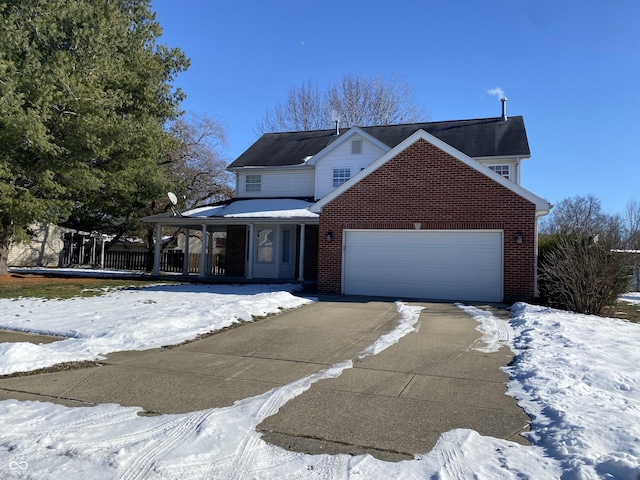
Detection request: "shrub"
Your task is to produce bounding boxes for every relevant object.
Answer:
[538,234,628,314]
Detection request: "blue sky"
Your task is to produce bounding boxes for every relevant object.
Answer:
[151,0,638,215]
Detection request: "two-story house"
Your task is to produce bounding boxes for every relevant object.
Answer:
[144,107,551,302]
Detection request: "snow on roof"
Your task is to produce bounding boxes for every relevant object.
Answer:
[183,199,318,219]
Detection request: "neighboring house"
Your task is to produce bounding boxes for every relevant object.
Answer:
[144,106,551,302]
[8,222,75,268]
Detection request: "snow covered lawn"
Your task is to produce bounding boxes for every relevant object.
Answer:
[1,284,639,478]
[0,283,312,376]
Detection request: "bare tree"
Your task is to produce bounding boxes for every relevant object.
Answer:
[256,81,326,133]
[623,198,640,250]
[256,74,429,134]
[540,194,621,242]
[165,113,233,208]
[328,74,427,128]
[538,194,629,313]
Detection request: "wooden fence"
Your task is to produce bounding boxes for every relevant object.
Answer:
[101,251,225,275]
[60,238,224,275]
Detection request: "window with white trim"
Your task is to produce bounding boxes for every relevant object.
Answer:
[333,168,351,188]
[351,139,362,154]
[488,165,510,179]
[333,168,351,187]
[245,174,261,192]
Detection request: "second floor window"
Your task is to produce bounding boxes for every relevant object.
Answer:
[488,165,510,179]
[246,174,261,192]
[333,168,351,188]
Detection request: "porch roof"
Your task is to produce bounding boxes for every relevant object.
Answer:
[143,199,319,227]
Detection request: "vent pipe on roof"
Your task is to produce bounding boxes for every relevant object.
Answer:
[500,97,508,121]
[335,119,340,136]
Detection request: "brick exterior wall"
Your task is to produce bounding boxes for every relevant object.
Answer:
[317,138,538,302]
[225,225,246,277]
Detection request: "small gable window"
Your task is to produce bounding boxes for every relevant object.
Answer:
[351,139,363,154]
[488,165,510,179]
[246,174,261,192]
[333,168,351,188]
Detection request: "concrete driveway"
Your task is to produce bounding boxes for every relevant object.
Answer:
[0,297,529,461]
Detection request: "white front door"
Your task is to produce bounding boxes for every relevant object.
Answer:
[251,226,296,279]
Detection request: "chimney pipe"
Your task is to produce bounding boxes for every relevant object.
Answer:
[335,119,340,135]
[500,97,508,121]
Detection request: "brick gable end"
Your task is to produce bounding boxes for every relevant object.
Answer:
[318,138,537,302]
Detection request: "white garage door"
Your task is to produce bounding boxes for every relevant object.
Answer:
[343,230,503,302]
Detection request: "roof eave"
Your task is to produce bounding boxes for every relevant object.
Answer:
[311,129,551,214]
[226,163,314,172]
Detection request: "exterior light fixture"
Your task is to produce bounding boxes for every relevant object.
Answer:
[515,233,523,244]
[326,231,333,242]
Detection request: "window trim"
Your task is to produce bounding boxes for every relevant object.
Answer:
[488,164,510,180]
[245,174,261,192]
[332,167,351,188]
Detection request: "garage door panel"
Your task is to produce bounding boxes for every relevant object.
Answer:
[343,230,502,302]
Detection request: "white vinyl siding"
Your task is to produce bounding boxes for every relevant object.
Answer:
[315,135,386,199]
[237,169,315,198]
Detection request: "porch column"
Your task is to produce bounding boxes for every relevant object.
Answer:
[153,224,162,276]
[100,237,105,269]
[298,223,305,282]
[199,224,208,277]
[247,224,255,279]
[207,232,214,274]
[182,229,190,276]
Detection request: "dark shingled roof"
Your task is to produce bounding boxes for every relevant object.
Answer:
[228,116,530,169]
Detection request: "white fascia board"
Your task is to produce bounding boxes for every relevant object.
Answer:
[306,127,391,166]
[143,216,319,227]
[311,129,551,215]
[226,164,314,172]
[474,154,530,162]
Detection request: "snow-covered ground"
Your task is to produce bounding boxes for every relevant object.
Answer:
[0,283,313,376]
[0,284,639,479]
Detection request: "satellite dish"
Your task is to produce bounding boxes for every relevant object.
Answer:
[167,192,178,206]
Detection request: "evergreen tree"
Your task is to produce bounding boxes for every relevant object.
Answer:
[0,0,189,274]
